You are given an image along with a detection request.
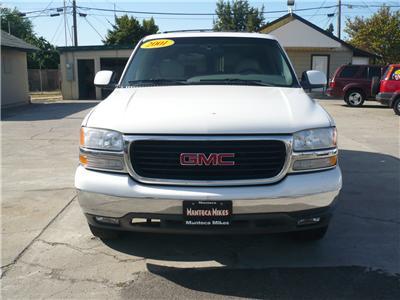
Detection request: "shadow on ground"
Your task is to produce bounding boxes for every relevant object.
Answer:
[100,149,399,298]
[340,103,390,109]
[104,149,399,259]
[1,101,98,121]
[121,265,400,299]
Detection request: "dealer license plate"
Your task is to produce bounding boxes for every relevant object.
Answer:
[183,201,232,226]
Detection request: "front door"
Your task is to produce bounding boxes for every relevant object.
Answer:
[77,59,96,100]
[311,55,329,91]
[311,55,329,78]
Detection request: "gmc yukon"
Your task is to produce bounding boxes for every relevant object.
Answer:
[75,32,342,241]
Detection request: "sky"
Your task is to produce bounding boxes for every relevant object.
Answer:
[2,0,399,46]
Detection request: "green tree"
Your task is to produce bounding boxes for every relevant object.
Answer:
[1,7,33,39]
[326,23,334,35]
[103,15,159,45]
[344,6,400,64]
[213,0,265,32]
[1,7,59,69]
[27,37,59,69]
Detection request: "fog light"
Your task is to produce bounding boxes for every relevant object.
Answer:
[292,156,337,171]
[297,217,321,226]
[94,216,120,225]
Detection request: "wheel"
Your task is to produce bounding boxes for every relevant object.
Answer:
[370,76,380,97]
[393,97,400,116]
[89,224,122,240]
[345,89,365,107]
[291,225,328,241]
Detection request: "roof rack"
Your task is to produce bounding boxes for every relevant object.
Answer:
[161,29,214,34]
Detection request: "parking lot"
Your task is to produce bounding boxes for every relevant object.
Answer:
[1,99,399,299]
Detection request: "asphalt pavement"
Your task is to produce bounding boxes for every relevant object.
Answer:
[1,99,399,299]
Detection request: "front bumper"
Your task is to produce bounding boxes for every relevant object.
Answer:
[75,166,342,233]
[376,92,393,106]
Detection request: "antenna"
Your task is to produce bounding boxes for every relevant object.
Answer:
[287,0,295,14]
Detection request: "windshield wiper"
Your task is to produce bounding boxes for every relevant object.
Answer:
[128,79,187,86]
[199,79,273,86]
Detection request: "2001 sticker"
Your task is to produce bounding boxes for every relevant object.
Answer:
[141,39,175,49]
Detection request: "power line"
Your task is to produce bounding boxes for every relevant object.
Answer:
[76,4,341,16]
[19,2,399,18]
[82,16,105,41]
[50,15,64,44]
[309,0,329,20]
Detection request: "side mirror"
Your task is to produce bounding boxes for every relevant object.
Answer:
[94,70,115,89]
[301,70,327,89]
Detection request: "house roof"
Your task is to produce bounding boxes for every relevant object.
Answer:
[1,30,39,51]
[57,44,136,53]
[260,13,379,58]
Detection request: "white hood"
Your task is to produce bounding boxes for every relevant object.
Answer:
[85,86,332,134]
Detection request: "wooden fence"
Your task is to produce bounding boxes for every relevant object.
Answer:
[28,69,60,92]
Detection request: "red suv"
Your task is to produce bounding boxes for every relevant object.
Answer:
[327,65,383,107]
[373,64,400,115]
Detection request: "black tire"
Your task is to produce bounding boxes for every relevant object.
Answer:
[393,97,400,116]
[344,89,365,107]
[371,76,380,97]
[89,224,122,240]
[291,225,328,241]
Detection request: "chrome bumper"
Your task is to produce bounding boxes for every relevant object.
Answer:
[75,166,342,218]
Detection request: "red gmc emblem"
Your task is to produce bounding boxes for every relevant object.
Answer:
[180,153,235,166]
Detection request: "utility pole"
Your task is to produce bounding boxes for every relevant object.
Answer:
[337,0,342,39]
[72,0,78,46]
[63,0,67,46]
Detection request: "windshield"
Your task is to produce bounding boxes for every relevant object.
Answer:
[120,37,296,88]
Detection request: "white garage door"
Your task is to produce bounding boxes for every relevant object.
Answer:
[352,57,369,65]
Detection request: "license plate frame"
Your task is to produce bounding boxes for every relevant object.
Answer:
[183,200,232,226]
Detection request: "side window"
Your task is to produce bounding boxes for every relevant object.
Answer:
[359,67,367,78]
[368,67,381,79]
[339,66,358,78]
[390,67,400,81]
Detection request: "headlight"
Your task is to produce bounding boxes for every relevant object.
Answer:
[80,127,123,151]
[79,127,125,172]
[293,127,337,151]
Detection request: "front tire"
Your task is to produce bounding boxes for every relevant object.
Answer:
[89,224,122,240]
[393,97,400,116]
[345,90,365,107]
[291,225,328,241]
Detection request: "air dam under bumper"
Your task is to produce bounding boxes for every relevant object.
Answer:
[75,166,341,232]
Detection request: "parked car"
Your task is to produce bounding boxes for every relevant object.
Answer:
[372,64,400,115]
[75,32,342,241]
[326,64,383,107]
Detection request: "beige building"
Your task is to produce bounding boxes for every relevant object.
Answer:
[260,13,378,80]
[1,30,38,107]
[58,45,133,100]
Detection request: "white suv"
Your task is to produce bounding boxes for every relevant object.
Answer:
[75,32,342,241]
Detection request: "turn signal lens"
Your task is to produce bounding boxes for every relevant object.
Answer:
[79,154,88,166]
[80,127,85,146]
[292,155,337,171]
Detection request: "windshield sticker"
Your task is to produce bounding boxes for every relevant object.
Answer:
[393,69,400,81]
[141,39,175,49]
